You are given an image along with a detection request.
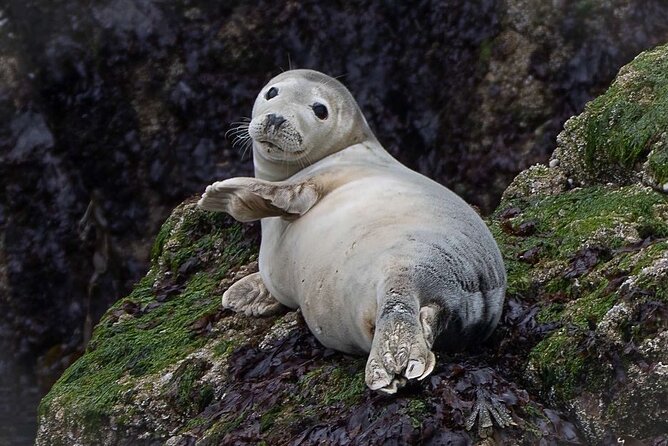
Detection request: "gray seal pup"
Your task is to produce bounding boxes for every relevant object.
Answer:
[198,69,506,394]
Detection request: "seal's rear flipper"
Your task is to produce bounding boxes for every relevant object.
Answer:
[364,291,437,393]
[198,177,320,222]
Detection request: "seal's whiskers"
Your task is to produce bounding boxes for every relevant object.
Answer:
[225,120,254,162]
[240,138,253,161]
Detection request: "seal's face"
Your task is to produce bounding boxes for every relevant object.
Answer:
[249,70,372,172]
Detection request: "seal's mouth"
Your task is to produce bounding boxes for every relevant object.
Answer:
[259,140,282,152]
[257,139,304,155]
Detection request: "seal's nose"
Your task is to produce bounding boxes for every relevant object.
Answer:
[266,113,286,131]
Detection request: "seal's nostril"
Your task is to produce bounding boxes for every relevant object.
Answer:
[266,113,286,130]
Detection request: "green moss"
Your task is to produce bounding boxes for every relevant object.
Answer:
[494,180,668,404]
[494,185,668,269]
[542,275,570,295]
[574,0,596,16]
[184,415,208,430]
[536,303,565,324]
[252,362,367,442]
[539,187,664,254]
[166,359,213,415]
[151,217,175,262]
[406,399,428,429]
[517,220,667,405]
[259,406,282,432]
[478,38,493,64]
[489,224,534,298]
[299,363,366,407]
[212,339,236,357]
[582,43,668,172]
[506,259,534,297]
[630,242,668,302]
[565,282,617,328]
[40,273,214,423]
[519,403,550,439]
[324,367,366,405]
[199,385,215,408]
[39,203,257,433]
[522,403,545,420]
[203,411,248,445]
[529,330,594,400]
[490,184,668,340]
[160,204,250,272]
[647,143,668,184]
[616,240,668,276]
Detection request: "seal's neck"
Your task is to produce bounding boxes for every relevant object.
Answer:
[252,147,302,181]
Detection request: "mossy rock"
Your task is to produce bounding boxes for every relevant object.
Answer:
[553,42,668,191]
[36,201,264,444]
[36,199,583,445]
[492,168,668,441]
[36,183,667,445]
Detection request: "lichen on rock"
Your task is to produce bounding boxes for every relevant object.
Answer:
[501,164,568,202]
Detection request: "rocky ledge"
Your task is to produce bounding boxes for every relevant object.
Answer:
[36,44,668,445]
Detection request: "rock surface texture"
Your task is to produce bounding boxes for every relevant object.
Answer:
[37,43,668,444]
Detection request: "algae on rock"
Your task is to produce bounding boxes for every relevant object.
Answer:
[35,207,583,444]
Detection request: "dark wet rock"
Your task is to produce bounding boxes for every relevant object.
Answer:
[8,112,54,161]
[468,0,668,209]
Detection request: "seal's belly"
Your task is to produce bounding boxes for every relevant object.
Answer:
[259,175,467,353]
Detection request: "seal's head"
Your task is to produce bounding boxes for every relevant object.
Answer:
[249,69,375,180]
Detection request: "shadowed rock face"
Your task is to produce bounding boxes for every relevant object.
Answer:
[37,43,668,444]
[3,0,668,442]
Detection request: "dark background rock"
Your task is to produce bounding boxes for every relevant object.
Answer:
[2,0,668,443]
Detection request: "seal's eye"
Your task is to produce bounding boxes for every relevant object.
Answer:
[312,103,328,120]
[265,87,278,100]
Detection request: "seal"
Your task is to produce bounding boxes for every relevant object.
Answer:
[198,69,506,394]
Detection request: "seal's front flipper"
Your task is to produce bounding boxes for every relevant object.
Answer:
[223,272,287,317]
[197,177,320,222]
[198,178,283,221]
[364,293,437,394]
